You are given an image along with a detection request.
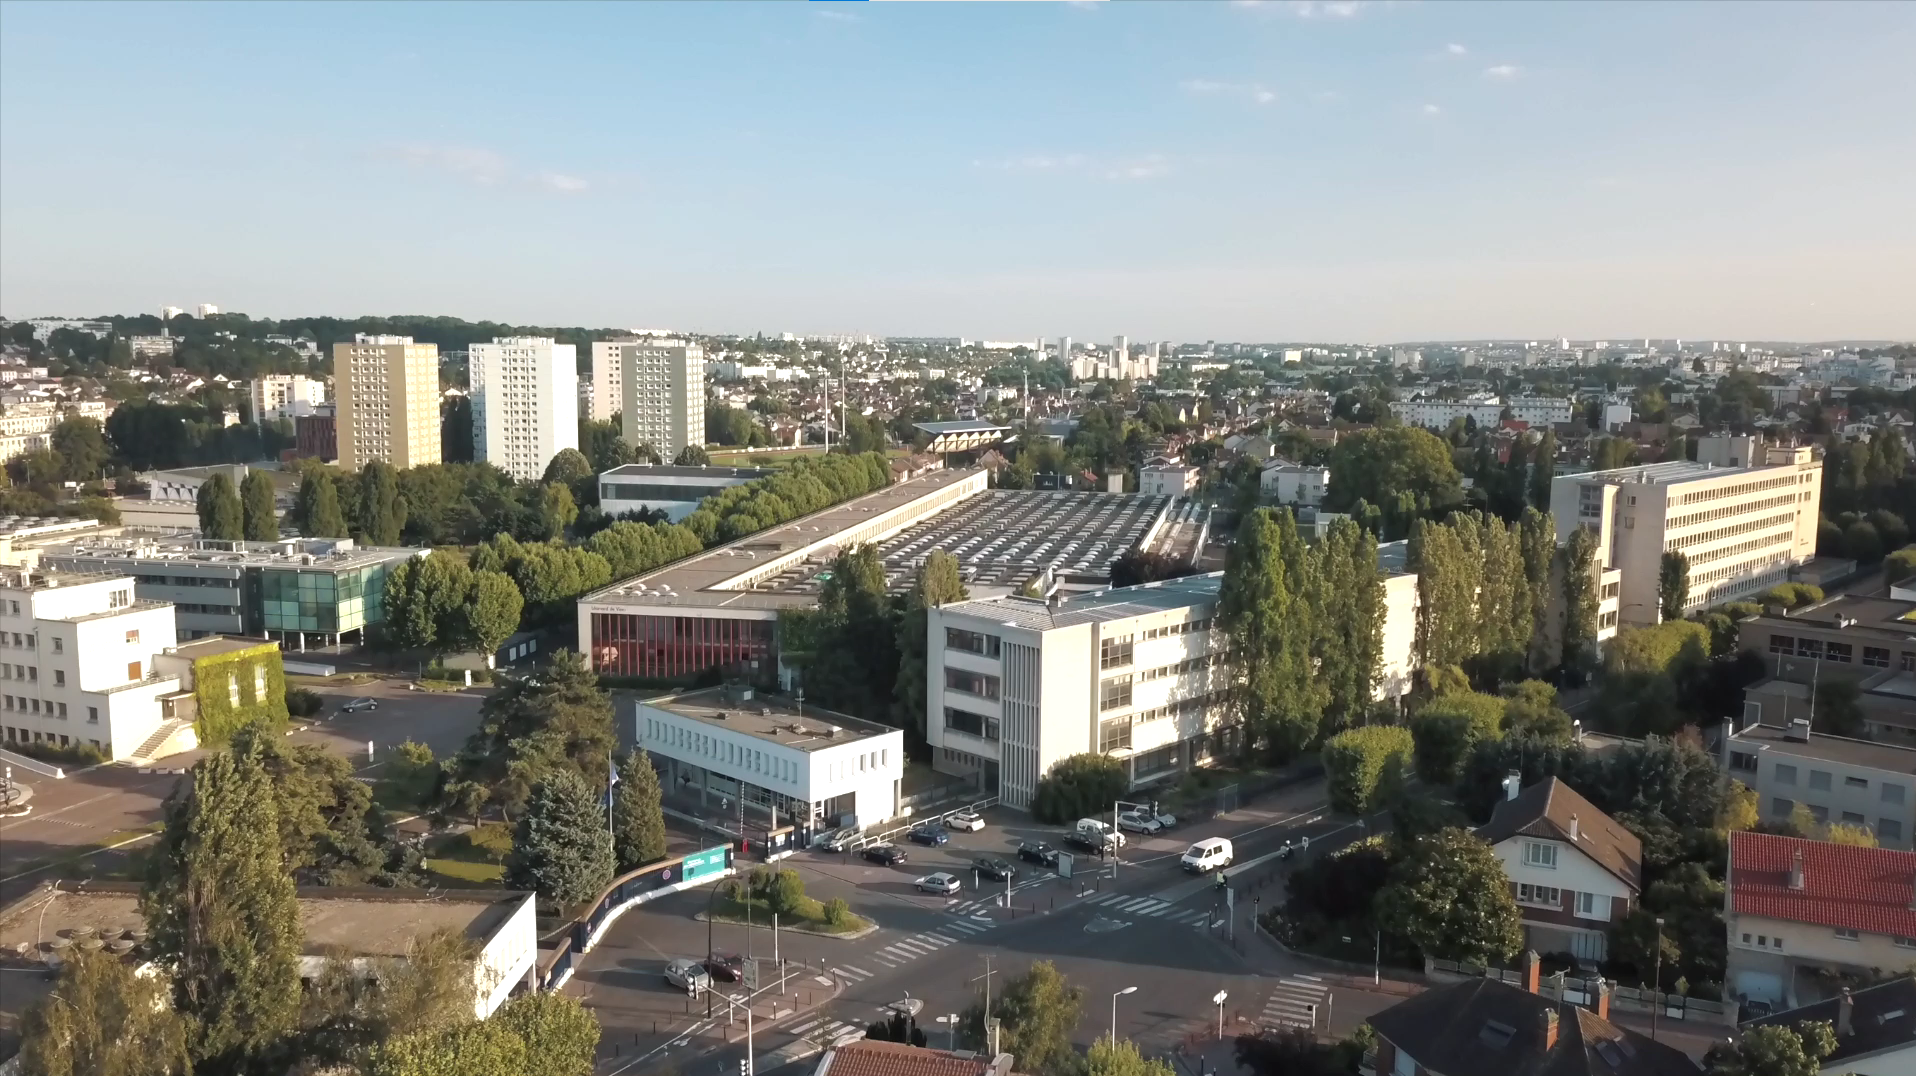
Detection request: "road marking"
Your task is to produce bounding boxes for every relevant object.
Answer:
[829,966,870,981]
[789,1017,824,1036]
[1260,976,1331,1029]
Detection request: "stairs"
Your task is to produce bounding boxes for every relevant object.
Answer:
[125,718,195,763]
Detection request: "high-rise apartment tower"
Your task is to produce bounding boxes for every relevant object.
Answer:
[619,340,705,463]
[470,337,578,482]
[333,334,441,471]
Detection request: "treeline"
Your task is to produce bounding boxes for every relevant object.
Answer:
[1405,509,1564,685]
[679,451,892,544]
[106,398,295,472]
[1216,512,1387,759]
[2,414,122,523]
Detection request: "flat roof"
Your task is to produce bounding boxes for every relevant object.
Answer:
[642,687,900,751]
[167,635,273,659]
[943,573,1223,632]
[39,535,419,573]
[1571,459,1791,486]
[912,420,1009,435]
[1730,722,1916,775]
[1744,594,1916,639]
[600,464,772,481]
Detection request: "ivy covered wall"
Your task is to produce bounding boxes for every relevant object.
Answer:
[191,642,290,746]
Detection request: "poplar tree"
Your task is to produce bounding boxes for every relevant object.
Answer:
[612,748,667,870]
[894,550,969,745]
[1527,430,1557,509]
[1558,526,1600,683]
[1314,518,1384,734]
[142,737,304,1072]
[241,469,279,542]
[295,469,349,538]
[1218,510,1315,759]
[18,950,193,1076]
[196,472,244,540]
[357,459,407,546]
[1519,509,1556,674]
[1658,551,1690,623]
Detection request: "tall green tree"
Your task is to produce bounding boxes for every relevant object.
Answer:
[1218,510,1318,759]
[1658,550,1690,623]
[1325,426,1464,515]
[294,469,349,538]
[50,416,112,482]
[539,482,578,539]
[454,650,617,815]
[1558,525,1600,682]
[894,549,969,747]
[490,991,600,1076]
[961,961,1083,1076]
[383,552,475,654]
[612,748,667,870]
[358,459,407,545]
[1519,509,1556,674]
[674,444,711,466]
[796,545,901,722]
[18,949,194,1076]
[1083,1036,1179,1076]
[1703,1021,1838,1076]
[142,738,304,1073]
[196,472,244,540]
[1313,518,1385,734]
[506,768,616,905]
[241,469,278,542]
[457,570,525,657]
[1526,429,1557,509]
[1375,828,1524,966]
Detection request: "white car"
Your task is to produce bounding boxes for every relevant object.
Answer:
[1116,809,1163,835]
[945,811,985,832]
[340,698,378,713]
[915,872,962,895]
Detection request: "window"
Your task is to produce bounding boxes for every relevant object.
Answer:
[53,671,62,687]
[1826,642,1853,664]
[1516,883,1560,907]
[87,706,98,723]
[57,703,65,717]
[1099,717,1132,752]
[1896,937,1916,950]
[125,629,140,645]
[1808,804,1829,823]
[943,668,999,700]
[1809,770,1832,791]
[943,706,1000,741]
[944,628,1000,658]
[1841,811,1865,825]
[253,667,265,701]
[1797,638,1824,659]
[1845,775,1869,789]
[1099,635,1135,670]
[1774,764,1798,786]
[1730,750,1759,773]
[1769,633,1796,653]
[1522,841,1557,868]
[1099,674,1134,712]
[126,661,141,681]
[1772,797,1795,816]
[1882,818,1905,842]
[1906,652,1916,673]
[1865,646,1891,668]
[25,668,33,682]
[1887,783,1909,805]
[1576,891,1609,920]
[1835,928,1859,941]
[228,674,240,706]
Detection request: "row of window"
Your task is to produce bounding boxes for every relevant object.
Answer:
[945,627,1001,658]
[1768,762,1905,801]
[1684,530,1794,569]
[1662,512,1796,553]
[944,667,1001,701]
[1675,473,1803,506]
[1100,635,1134,670]
[2,665,62,686]
[3,727,103,751]
[1106,690,1229,729]
[3,697,92,720]
[944,705,1000,742]
[1769,634,1916,671]
[0,631,54,651]
[1668,493,1801,531]
[1140,652,1227,682]
[1139,618,1213,641]
[1767,797,1904,841]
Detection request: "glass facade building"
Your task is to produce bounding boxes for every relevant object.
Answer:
[591,613,772,679]
[261,564,390,636]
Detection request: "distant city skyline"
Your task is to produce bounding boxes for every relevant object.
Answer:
[2,1,1911,341]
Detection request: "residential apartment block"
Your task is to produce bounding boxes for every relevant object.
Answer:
[1477,777,1643,962]
[1550,435,1821,627]
[0,401,112,462]
[1391,395,1574,429]
[588,339,627,423]
[1259,461,1329,506]
[469,336,578,482]
[1739,594,1916,745]
[249,374,328,422]
[333,334,440,471]
[1723,720,1916,849]
[617,339,704,462]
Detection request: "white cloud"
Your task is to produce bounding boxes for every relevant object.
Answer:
[1483,64,1521,78]
[389,143,589,194]
[537,173,590,194]
[1106,154,1171,181]
[1254,88,1277,105]
[1422,103,1442,115]
[1447,43,1468,55]
[1180,79,1227,94]
[1180,79,1276,105]
[815,8,859,22]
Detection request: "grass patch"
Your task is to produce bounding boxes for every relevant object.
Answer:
[707,893,870,936]
[415,679,469,692]
[424,858,505,885]
[421,823,512,887]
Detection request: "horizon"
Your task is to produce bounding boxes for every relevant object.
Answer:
[2,1,1912,340]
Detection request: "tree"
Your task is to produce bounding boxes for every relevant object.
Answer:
[1030,753,1129,824]
[1719,779,1759,832]
[1813,679,1865,737]
[441,396,475,464]
[1409,693,1504,785]
[1826,821,1878,847]
[303,928,481,1064]
[196,472,244,540]
[358,459,407,545]
[674,444,711,466]
[1083,1036,1178,1076]
[539,482,578,539]
[141,737,304,1072]
[894,549,969,746]
[457,570,525,658]
[241,469,279,541]
[1558,525,1599,682]
[1218,509,1320,760]
[962,961,1082,1076]
[1323,726,1414,814]
[1501,680,1574,741]
[17,949,194,1076]
[542,447,593,488]
[612,748,667,870]
[1109,548,1199,588]
[1659,551,1690,622]
[1527,430,1556,509]
[455,651,617,815]
[1325,426,1464,515]
[295,469,348,538]
[367,1020,526,1076]
[506,768,616,905]
[1375,828,1524,966]
[1703,1021,1838,1076]
[50,416,111,482]
[383,551,475,654]
[489,992,599,1076]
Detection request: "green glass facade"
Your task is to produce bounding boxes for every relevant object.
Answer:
[260,564,390,635]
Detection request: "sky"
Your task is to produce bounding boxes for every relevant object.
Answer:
[2,0,1912,343]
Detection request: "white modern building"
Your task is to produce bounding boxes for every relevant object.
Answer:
[1549,435,1822,625]
[597,464,770,523]
[250,374,328,422]
[195,304,220,318]
[634,684,904,832]
[1391,395,1575,430]
[470,336,579,482]
[619,339,705,463]
[0,568,182,761]
[1138,463,1200,497]
[1260,461,1329,506]
[588,339,628,424]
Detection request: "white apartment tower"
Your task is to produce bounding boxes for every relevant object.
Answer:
[333,334,442,471]
[1113,336,1128,361]
[588,340,629,424]
[620,339,704,463]
[470,337,579,482]
[250,374,328,422]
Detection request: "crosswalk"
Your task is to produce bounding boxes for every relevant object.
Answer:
[1084,892,1214,926]
[826,918,995,984]
[785,1014,867,1046]
[1259,974,1329,1029]
[950,877,1052,916]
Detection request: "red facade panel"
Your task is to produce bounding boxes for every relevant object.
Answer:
[591,612,773,679]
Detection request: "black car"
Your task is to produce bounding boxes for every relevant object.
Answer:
[907,825,950,846]
[1062,830,1112,855]
[973,856,1016,882]
[1016,841,1059,867]
[861,844,908,866]
[704,950,744,983]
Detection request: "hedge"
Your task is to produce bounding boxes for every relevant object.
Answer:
[1322,726,1414,816]
[1410,692,1506,785]
[192,641,291,746]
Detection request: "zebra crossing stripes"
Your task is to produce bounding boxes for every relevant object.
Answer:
[1260,974,1329,1030]
[786,1016,864,1045]
[829,964,875,982]
[1086,893,1212,925]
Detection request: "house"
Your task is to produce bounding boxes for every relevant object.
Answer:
[1476,777,1643,963]
[1367,958,1698,1076]
[1725,831,1916,1012]
[1742,976,1916,1075]
[812,1040,1019,1076]
[1260,459,1329,506]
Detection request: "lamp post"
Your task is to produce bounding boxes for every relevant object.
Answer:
[1212,990,1228,1039]
[1651,915,1666,1041]
[1111,986,1137,1042]
[936,1013,958,1051]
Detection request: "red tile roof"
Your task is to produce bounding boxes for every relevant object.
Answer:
[820,1040,999,1076]
[1729,831,1916,938]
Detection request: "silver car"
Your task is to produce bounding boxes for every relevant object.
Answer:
[665,958,711,996]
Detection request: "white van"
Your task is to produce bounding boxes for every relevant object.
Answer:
[1181,837,1234,873]
[1072,817,1126,848]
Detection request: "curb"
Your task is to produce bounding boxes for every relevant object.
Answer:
[694,911,880,941]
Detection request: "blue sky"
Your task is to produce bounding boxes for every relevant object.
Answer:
[2,0,1911,342]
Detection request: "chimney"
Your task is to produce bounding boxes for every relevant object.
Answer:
[1594,978,1611,1021]
[1789,849,1805,890]
[1524,950,1541,994]
[1569,814,1580,842]
[1504,770,1523,802]
[1837,987,1854,1037]
[1539,1008,1559,1052]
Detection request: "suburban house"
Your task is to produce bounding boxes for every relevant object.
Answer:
[1743,977,1916,1075]
[1726,831,1916,1013]
[1366,954,1697,1076]
[1477,776,1643,963]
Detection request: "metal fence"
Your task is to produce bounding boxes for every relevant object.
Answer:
[537,844,736,991]
[1424,959,1736,1026]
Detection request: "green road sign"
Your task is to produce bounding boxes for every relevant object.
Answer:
[683,845,729,882]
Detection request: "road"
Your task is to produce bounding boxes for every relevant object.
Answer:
[0,677,489,905]
[567,778,1381,1074]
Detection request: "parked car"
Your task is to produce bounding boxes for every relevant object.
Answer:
[1063,830,1116,855]
[861,844,907,866]
[1017,841,1060,867]
[1152,810,1179,830]
[340,698,378,713]
[815,827,855,852]
[1072,818,1126,847]
[665,958,712,996]
[1116,809,1163,834]
[972,856,1016,882]
[1181,837,1234,873]
[915,872,962,895]
[907,824,950,846]
[945,810,985,832]
[704,951,744,983]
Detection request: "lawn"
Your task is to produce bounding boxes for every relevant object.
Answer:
[422,822,512,886]
[707,892,870,936]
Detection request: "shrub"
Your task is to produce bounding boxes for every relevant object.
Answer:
[1030,753,1129,824]
[1410,692,1505,784]
[768,868,807,916]
[824,897,853,928]
[9,740,106,767]
[1887,548,1916,584]
[286,687,325,717]
[1322,726,1413,816]
[1759,583,1824,609]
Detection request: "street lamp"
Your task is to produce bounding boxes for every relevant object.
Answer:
[1651,916,1666,1041]
[1111,986,1137,1042]
[1212,990,1228,1039]
[936,1013,959,1051]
